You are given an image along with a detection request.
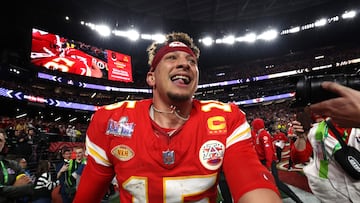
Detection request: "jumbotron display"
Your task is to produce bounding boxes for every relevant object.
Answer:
[30,28,133,82]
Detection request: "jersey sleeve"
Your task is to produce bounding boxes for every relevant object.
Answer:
[224,103,252,148]
[223,138,279,202]
[222,103,279,202]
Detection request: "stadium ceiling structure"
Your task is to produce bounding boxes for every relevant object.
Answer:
[44,0,349,29]
[5,0,359,65]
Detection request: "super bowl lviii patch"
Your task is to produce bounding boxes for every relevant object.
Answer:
[106,117,135,137]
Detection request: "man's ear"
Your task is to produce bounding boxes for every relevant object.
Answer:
[146,72,155,86]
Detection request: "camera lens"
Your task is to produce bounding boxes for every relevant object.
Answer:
[295,74,360,107]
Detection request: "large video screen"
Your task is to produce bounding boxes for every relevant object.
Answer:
[30,28,133,82]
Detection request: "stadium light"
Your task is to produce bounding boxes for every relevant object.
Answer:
[222,35,235,44]
[79,7,359,45]
[152,34,166,43]
[126,29,140,41]
[200,36,214,46]
[314,18,327,27]
[289,26,300,33]
[113,30,127,37]
[95,25,111,37]
[342,10,356,19]
[140,34,152,40]
[257,29,278,41]
[236,33,256,43]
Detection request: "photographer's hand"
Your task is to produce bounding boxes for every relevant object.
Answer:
[309,82,360,128]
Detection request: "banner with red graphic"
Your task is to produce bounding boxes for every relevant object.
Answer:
[107,50,133,82]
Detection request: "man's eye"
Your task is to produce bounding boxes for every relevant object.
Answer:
[167,55,176,60]
[188,59,197,65]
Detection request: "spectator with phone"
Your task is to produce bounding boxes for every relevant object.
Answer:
[291,113,360,202]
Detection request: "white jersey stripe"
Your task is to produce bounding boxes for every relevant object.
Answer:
[226,122,251,148]
[86,136,112,167]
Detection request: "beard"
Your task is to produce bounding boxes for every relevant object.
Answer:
[167,92,191,102]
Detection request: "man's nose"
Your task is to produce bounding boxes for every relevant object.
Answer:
[176,57,190,69]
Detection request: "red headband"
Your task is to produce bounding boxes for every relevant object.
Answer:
[150,41,196,71]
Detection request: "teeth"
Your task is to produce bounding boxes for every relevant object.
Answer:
[171,75,190,84]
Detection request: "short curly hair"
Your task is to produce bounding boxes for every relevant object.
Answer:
[147,32,200,68]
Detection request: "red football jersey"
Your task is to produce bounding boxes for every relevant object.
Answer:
[31,29,103,78]
[252,129,277,168]
[74,99,278,203]
[31,29,66,58]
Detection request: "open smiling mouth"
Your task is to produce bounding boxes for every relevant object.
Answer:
[171,75,190,85]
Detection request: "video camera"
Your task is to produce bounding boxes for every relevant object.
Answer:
[294,73,360,107]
